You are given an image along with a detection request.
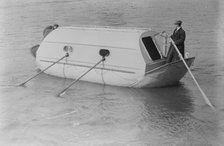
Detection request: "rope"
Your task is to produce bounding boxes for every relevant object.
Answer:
[101,60,106,85]
[57,57,106,97]
[62,56,68,85]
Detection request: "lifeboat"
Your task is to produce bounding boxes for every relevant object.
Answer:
[33,26,195,87]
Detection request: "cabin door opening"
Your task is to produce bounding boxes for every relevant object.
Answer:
[142,36,161,61]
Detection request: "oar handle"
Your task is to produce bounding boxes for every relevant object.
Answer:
[170,39,215,110]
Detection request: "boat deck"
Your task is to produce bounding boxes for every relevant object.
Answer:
[145,59,166,72]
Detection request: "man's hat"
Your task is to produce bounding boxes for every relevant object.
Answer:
[174,20,182,26]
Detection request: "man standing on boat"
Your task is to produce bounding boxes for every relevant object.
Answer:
[166,20,186,63]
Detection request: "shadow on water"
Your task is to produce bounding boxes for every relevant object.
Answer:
[134,84,194,113]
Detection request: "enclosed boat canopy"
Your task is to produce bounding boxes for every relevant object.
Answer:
[42,26,163,64]
[36,26,169,87]
[44,26,146,50]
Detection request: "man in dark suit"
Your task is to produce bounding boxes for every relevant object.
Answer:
[166,20,186,63]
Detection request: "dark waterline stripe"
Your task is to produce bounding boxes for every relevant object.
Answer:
[40,60,136,74]
[39,56,141,70]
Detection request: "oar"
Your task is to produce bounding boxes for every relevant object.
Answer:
[18,53,69,87]
[57,57,106,97]
[170,39,215,110]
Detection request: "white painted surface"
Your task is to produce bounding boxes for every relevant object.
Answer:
[36,26,147,87]
[36,26,193,87]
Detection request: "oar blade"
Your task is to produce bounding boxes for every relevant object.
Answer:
[202,92,216,111]
[17,83,27,87]
[56,91,66,97]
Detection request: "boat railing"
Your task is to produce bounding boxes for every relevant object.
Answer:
[156,32,191,59]
[154,31,170,57]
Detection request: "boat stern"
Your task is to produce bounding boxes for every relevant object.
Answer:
[134,57,195,88]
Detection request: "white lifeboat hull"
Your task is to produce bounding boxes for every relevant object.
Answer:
[35,26,195,88]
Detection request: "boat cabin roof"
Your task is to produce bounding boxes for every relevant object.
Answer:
[44,26,164,63]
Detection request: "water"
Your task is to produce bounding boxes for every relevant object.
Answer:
[0,0,224,145]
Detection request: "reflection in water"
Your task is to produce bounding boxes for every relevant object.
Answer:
[33,80,210,145]
[135,86,194,112]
